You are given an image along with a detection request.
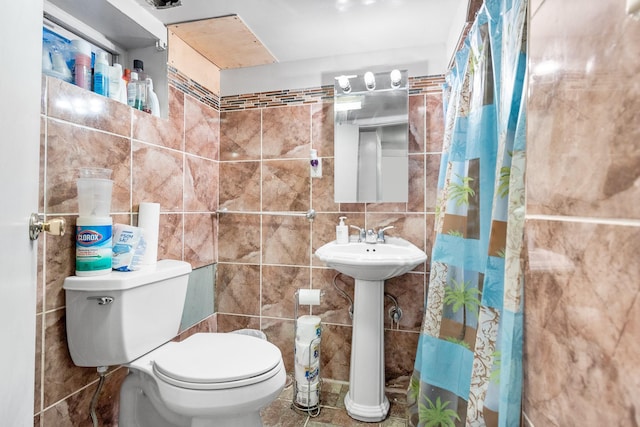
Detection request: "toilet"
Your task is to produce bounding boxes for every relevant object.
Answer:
[63,260,286,427]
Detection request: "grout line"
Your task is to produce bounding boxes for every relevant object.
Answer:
[526,214,640,227]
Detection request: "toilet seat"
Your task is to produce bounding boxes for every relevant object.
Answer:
[152,333,283,390]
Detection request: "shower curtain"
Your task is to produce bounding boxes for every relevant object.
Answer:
[408,0,527,426]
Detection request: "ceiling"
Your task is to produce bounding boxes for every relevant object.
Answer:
[45,0,470,95]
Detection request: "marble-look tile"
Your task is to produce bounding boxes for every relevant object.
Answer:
[523,219,640,426]
[407,154,425,213]
[39,117,46,213]
[218,214,261,263]
[36,229,44,314]
[262,265,310,318]
[178,314,217,339]
[311,268,354,326]
[132,141,183,212]
[384,272,425,331]
[41,367,126,427]
[184,155,218,212]
[183,213,216,268]
[312,102,334,158]
[218,161,261,211]
[185,94,219,160]
[261,395,309,426]
[216,313,260,333]
[319,324,352,382]
[45,119,131,214]
[527,0,640,219]
[262,159,311,212]
[46,77,131,137]
[384,330,420,384]
[42,309,95,407]
[262,215,311,266]
[262,317,296,373]
[262,105,311,159]
[425,153,441,212]
[216,263,261,316]
[425,92,444,153]
[45,217,75,310]
[311,157,339,213]
[156,213,184,261]
[409,94,425,153]
[219,109,262,161]
[133,85,184,151]
[366,202,408,213]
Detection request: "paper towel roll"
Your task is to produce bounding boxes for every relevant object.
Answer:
[138,202,160,266]
[296,315,321,342]
[295,338,320,365]
[298,289,321,305]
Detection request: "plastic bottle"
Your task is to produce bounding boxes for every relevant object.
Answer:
[146,77,160,117]
[336,216,349,244]
[72,39,92,90]
[108,63,126,104]
[76,216,113,276]
[93,50,110,97]
[127,71,146,110]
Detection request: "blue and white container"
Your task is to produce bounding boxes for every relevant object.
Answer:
[76,216,113,276]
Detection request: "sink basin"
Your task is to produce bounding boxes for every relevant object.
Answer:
[315,236,427,281]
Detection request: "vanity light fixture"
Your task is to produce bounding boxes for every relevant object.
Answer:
[338,75,352,93]
[364,71,376,91]
[390,69,402,89]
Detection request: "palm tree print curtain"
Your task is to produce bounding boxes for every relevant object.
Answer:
[407,0,527,426]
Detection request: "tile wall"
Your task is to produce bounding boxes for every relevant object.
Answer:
[215,76,446,384]
[33,71,446,425]
[34,75,219,426]
[523,0,640,425]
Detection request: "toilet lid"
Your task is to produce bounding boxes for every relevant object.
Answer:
[153,333,282,387]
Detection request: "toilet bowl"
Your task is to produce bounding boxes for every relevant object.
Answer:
[62,260,286,427]
[120,333,286,427]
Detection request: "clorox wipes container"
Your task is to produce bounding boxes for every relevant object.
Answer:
[75,216,113,276]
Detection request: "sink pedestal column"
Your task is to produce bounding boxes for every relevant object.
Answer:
[344,278,389,422]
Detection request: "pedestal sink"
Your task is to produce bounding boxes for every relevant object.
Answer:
[315,236,427,422]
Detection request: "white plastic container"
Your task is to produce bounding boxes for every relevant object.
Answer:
[336,216,348,244]
[72,39,92,90]
[108,63,127,104]
[146,77,160,117]
[93,50,110,97]
[76,216,113,276]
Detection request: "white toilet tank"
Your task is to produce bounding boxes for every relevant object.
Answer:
[63,260,192,367]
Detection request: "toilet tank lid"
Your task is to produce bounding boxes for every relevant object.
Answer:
[63,260,192,292]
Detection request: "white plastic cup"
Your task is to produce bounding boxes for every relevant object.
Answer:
[77,178,113,217]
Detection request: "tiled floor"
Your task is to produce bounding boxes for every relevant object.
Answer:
[261,377,408,427]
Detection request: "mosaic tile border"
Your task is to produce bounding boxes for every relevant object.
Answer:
[169,66,445,112]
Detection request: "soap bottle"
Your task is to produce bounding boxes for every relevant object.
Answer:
[93,50,110,97]
[336,216,349,244]
[145,77,160,117]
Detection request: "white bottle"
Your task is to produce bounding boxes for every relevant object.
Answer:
[336,216,349,244]
[145,77,160,117]
[127,72,139,108]
[108,63,126,104]
[93,50,110,97]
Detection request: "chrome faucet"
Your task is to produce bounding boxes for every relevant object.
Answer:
[350,225,394,243]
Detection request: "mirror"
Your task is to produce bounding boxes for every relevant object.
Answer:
[333,69,409,203]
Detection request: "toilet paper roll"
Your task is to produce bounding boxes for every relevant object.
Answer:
[298,289,321,306]
[138,202,160,266]
[296,315,322,342]
[295,338,320,365]
[295,380,320,407]
[294,361,319,385]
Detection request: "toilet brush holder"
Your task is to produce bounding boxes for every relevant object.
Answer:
[292,289,323,416]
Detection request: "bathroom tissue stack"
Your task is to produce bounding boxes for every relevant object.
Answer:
[294,289,322,407]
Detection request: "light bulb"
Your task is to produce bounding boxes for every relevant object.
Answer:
[364,71,376,90]
[390,69,402,88]
[338,75,351,93]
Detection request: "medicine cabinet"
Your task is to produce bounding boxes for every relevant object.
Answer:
[333,70,409,203]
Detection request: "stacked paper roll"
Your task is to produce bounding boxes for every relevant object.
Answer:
[294,314,321,407]
[138,202,160,267]
[296,315,321,342]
